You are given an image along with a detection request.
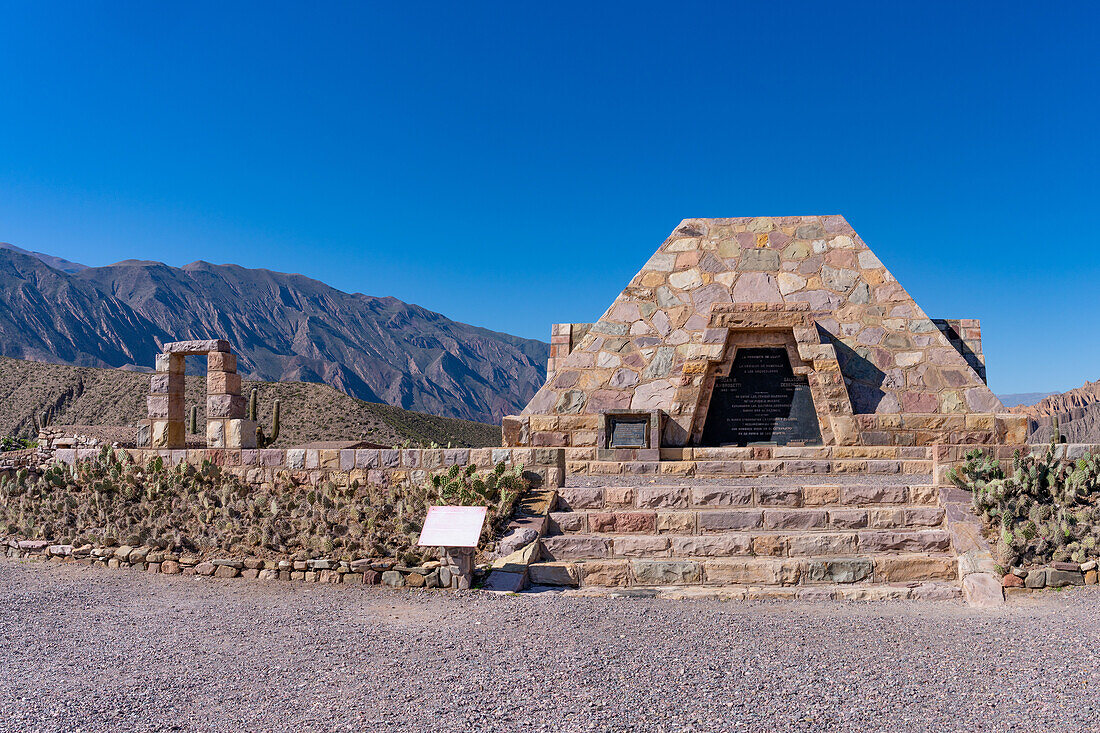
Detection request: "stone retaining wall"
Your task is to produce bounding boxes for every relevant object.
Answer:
[46,446,566,489]
[505,411,1028,452]
[6,540,469,589]
[0,447,48,472]
[932,443,1100,485]
[1002,561,1098,591]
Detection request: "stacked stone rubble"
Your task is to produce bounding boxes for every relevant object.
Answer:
[6,541,473,589]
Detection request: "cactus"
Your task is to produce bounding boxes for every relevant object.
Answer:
[1052,414,1062,444]
[428,461,525,545]
[948,448,1003,489]
[32,408,52,434]
[248,388,258,422]
[188,405,199,434]
[954,438,1100,567]
[256,398,282,448]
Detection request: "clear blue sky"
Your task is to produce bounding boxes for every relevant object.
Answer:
[1,2,1097,394]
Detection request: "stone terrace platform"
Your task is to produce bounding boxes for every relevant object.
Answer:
[525,473,999,605]
[565,444,940,479]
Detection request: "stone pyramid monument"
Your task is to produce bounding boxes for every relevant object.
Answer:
[505,215,1013,450]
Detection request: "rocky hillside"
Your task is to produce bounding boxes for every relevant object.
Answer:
[1011,380,1100,443]
[0,242,88,274]
[0,356,501,448]
[0,245,547,423]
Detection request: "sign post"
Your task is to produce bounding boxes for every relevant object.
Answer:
[417,506,487,590]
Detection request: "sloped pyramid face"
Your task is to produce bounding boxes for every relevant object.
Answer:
[520,215,1004,447]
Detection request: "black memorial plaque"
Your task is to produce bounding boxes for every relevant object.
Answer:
[699,347,822,447]
[609,418,648,448]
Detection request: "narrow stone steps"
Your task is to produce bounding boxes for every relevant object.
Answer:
[556,484,939,512]
[556,581,962,602]
[529,553,958,588]
[544,531,953,558]
[542,529,952,561]
[537,478,965,597]
[551,506,946,535]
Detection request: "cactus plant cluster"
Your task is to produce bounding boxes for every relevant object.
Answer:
[429,462,525,546]
[249,388,281,448]
[0,448,528,565]
[950,441,1100,567]
[32,408,53,434]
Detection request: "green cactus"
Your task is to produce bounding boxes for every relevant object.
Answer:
[248,388,258,422]
[954,437,1100,567]
[0,444,527,564]
[32,408,52,434]
[256,398,281,448]
[270,399,281,443]
[189,405,199,435]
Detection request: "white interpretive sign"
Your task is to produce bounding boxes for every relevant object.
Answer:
[417,505,487,548]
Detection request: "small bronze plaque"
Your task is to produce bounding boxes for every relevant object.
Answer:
[609,418,648,448]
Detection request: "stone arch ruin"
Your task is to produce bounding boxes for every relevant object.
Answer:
[147,339,257,449]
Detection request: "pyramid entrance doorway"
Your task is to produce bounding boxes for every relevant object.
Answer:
[699,346,822,447]
[683,304,851,446]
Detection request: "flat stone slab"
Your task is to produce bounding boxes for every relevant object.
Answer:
[162,339,231,354]
[962,573,1005,607]
[482,570,527,592]
[562,582,962,602]
[567,475,929,488]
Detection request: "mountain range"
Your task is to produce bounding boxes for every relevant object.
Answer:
[995,392,1058,409]
[1009,380,1100,444]
[0,242,547,424]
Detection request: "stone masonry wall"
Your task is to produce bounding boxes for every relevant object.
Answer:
[513,215,1006,449]
[48,446,566,490]
[547,323,592,381]
[933,319,985,384]
[8,540,471,589]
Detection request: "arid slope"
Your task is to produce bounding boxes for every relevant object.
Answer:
[0,356,501,448]
[1010,380,1100,443]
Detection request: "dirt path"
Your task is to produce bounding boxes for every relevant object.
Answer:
[2,558,1098,733]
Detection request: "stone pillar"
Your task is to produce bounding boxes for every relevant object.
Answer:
[205,349,256,449]
[440,547,474,589]
[149,353,185,449]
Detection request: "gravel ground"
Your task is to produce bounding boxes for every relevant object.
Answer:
[3,558,1099,733]
[567,474,930,487]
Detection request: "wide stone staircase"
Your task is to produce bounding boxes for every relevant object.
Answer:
[528,480,963,600]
